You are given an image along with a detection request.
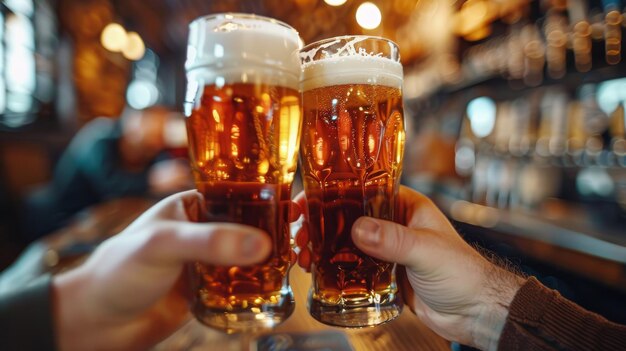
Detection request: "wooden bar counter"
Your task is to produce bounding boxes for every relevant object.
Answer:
[155,267,449,350]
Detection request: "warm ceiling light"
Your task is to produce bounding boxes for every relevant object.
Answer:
[324,0,347,6]
[464,25,492,41]
[101,23,127,52]
[356,2,381,30]
[123,32,145,61]
[456,0,494,36]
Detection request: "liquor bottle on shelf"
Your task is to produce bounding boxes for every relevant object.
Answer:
[569,0,593,72]
[580,85,609,167]
[602,0,623,65]
[455,115,477,179]
[491,100,524,209]
[608,99,626,217]
[461,96,497,206]
[508,96,536,209]
[516,88,564,209]
[544,7,568,79]
[609,102,626,164]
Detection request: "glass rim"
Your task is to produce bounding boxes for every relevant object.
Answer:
[189,13,299,35]
[300,35,399,55]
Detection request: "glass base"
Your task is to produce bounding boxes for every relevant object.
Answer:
[192,289,295,334]
[308,291,403,328]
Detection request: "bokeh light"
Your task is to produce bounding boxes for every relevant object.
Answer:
[356,2,381,30]
[123,31,146,61]
[467,96,497,138]
[597,78,626,115]
[324,0,347,6]
[126,80,158,109]
[101,23,127,52]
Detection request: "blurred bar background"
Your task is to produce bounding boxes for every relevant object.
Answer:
[0,0,624,332]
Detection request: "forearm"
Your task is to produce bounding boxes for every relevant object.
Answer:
[498,277,626,351]
[52,268,124,351]
[472,265,526,351]
[52,268,94,351]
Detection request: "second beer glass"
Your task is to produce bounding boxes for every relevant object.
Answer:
[300,36,406,327]
[184,14,302,333]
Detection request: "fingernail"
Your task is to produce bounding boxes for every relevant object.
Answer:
[355,218,381,245]
[241,234,262,257]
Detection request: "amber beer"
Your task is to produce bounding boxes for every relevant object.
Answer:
[300,36,405,327]
[184,14,302,333]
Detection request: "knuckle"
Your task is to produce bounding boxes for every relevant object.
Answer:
[388,222,420,260]
[387,222,406,254]
[142,223,176,249]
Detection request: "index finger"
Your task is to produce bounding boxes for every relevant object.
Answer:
[126,190,205,230]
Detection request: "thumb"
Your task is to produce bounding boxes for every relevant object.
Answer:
[351,217,427,269]
[142,221,272,266]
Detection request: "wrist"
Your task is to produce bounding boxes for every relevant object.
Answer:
[472,265,525,351]
[52,267,94,351]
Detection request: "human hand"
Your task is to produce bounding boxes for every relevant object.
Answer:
[52,190,272,351]
[294,186,525,350]
[351,186,525,350]
[148,159,193,196]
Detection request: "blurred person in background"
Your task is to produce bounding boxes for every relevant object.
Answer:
[21,106,192,241]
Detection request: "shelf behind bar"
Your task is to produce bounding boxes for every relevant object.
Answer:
[434,192,626,265]
[406,58,626,104]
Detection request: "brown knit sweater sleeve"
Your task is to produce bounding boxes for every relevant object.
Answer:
[498,277,626,350]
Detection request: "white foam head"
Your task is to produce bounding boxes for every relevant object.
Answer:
[300,36,403,91]
[301,56,403,91]
[186,14,302,89]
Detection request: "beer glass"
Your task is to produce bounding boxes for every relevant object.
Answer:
[299,36,405,327]
[184,14,302,333]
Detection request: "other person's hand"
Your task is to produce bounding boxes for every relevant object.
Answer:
[52,190,272,351]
